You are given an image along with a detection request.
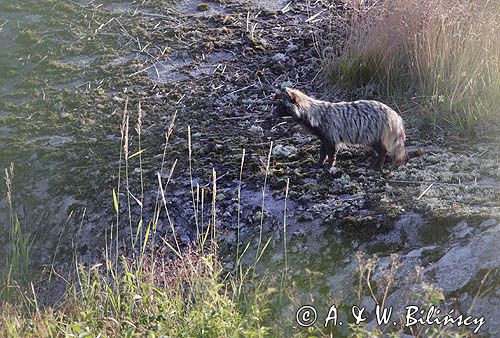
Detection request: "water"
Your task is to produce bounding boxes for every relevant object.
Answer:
[0,0,247,275]
[0,0,132,268]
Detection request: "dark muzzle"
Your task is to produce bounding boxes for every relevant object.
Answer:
[273,102,289,117]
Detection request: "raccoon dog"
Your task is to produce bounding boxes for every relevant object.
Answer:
[274,87,406,170]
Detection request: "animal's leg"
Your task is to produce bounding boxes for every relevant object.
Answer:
[372,141,387,170]
[314,141,327,168]
[326,143,338,168]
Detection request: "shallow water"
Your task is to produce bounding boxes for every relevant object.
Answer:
[0,0,128,268]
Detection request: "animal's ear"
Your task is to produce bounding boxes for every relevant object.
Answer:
[283,87,298,104]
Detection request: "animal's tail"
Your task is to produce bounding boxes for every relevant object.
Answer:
[392,129,406,166]
[382,115,406,166]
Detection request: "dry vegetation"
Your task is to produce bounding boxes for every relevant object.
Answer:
[322,0,500,131]
[0,248,271,337]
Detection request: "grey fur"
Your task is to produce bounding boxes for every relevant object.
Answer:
[274,87,406,169]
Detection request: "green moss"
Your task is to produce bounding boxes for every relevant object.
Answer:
[421,247,445,264]
[197,3,210,11]
[14,30,37,44]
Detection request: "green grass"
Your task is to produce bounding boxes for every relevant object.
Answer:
[322,0,500,133]
[0,104,274,337]
[1,163,34,301]
[0,250,272,337]
[0,101,480,337]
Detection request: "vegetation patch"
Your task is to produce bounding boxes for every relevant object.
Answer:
[322,0,500,132]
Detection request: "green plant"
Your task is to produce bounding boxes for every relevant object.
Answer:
[1,163,34,301]
[0,101,275,337]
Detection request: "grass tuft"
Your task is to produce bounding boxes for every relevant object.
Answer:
[1,163,34,301]
[322,0,500,132]
[1,248,271,337]
[0,102,273,337]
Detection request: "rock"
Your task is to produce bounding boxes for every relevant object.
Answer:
[466,296,500,336]
[252,210,263,223]
[272,53,287,62]
[272,144,297,158]
[298,212,314,222]
[328,167,339,175]
[291,242,303,253]
[376,212,426,247]
[427,223,500,293]
[286,43,299,53]
[480,218,497,228]
[204,141,217,154]
[280,81,294,89]
[406,245,437,258]
[408,149,425,158]
[291,229,306,238]
[196,3,209,11]
[453,220,473,239]
[222,231,236,245]
[249,124,263,134]
[361,296,376,312]
[334,174,351,185]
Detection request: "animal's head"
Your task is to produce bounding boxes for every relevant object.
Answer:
[273,87,308,119]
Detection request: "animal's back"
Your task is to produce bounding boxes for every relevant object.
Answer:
[314,99,397,146]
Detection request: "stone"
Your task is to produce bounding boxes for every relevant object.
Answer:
[453,220,473,239]
[249,124,263,134]
[286,43,299,53]
[272,144,297,158]
[480,218,497,228]
[280,81,294,89]
[328,167,339,175]
[272,53,287,62]
[428,224,499,293]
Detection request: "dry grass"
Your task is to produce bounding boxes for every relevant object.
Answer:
[322,0,500,132]
[0,248,272,337]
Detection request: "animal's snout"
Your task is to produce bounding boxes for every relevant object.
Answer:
[273,102,288,117]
